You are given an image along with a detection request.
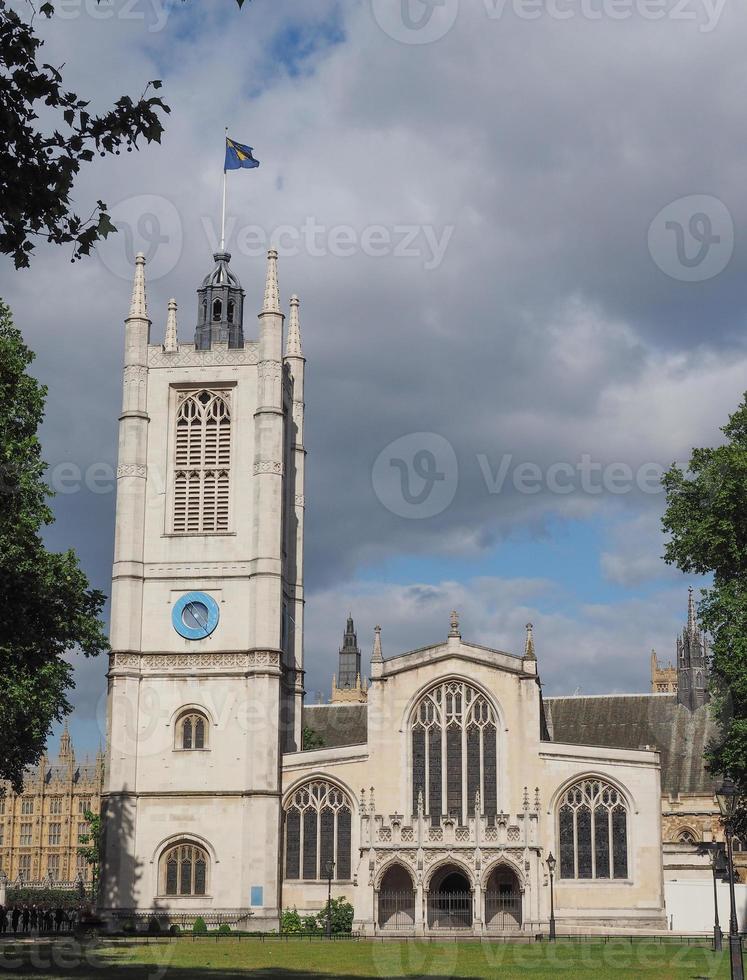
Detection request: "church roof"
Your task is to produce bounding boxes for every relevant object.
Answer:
[544,694,718,796]
[303,694,718,798]
[304,704,367,748]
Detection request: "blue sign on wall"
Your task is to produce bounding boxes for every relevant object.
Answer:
[250,886,263,907]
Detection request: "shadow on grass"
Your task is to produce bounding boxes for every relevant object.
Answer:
[0,943,482,980]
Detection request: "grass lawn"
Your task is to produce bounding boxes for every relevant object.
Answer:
[0,937,733,979]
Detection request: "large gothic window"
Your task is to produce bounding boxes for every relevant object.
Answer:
[284,781,352,882]
[411,681,498,825]
[161,842,209,896]
[173,390,231,534]
[558,779,629,880]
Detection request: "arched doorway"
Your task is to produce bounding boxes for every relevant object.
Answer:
[427,865,473,930]
[485,865,522,932]
[378,864,415,931]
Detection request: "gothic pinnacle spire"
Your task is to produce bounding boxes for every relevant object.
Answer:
[262,249,280,314]
[164,298,178,352]
[524,623,536,661]
[372,625,383,663]
[286,294,303,356]
[128,252,148,320]
[687,587,697,634]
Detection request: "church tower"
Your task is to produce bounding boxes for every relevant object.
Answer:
[676,588,709,710]
[101,248,306,928]
[331,615,367,704]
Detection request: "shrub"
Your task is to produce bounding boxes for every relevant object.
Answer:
[280,908,303,934]
[122,919,136,934]
[303,914,320,934]
[147,916,161,934]
[217,923,231,934]
[317,897,354,935]
[192,916,207,934]
[169,924,181,936]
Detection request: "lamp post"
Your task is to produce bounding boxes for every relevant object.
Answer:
[546,852,557,941]
[325,860,335,939]
[716,778,744,980]
[711,842,727,953]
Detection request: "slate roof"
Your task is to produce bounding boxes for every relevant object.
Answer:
[303,694,717,798]
[304,704,367,748]
[544,695,718,796]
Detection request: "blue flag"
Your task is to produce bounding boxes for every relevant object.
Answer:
[225,137,260,171]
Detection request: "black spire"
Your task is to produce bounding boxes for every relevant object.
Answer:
[676,588,709,710]
[195,251,245,349]
[338,615,361,690]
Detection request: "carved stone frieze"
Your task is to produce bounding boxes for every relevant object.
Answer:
[253,459,283,476]
[111,651,281,671]
[117,464,147,479]
[148,346,258,368]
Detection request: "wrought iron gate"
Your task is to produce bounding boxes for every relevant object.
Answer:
[485,889,522,931]
[378,890,415,931]
[427,890,473,929]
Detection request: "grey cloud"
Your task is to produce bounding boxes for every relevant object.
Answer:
[2,0,744,742]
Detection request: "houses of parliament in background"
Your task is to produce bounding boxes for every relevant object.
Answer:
[0,726,103,884]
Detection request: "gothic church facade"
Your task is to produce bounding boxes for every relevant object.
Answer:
[101,250,669,934]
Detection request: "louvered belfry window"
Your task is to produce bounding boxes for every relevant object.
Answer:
[173,390,231,533]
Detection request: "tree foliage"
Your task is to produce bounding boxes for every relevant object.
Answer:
[78,809,102,896]
[302,726,325,750]
[0,0,250,268]
[0,301,108,791]
[662,395,747,789]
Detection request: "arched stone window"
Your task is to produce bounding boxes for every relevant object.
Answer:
[678,829,698,844]
[173,390,231,534]
[212,298,222,322]
[411,681,497,825]
[284,781,352,882]
[161,842,208,896]
[175,711,209,750]
[558,778,629,880]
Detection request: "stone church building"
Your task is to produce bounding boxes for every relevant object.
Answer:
[99,249,720,934]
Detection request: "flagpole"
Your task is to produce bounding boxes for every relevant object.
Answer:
[220,127,228,251]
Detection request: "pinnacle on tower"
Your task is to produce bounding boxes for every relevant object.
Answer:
[524,622,536,661]
[128,252,148,320]
[687,586,697,635]
[449,610,461,638]
[164,298,178,352]
[372,625,383,663]
[59,721,72,759]
[263,249,281,314]
[286,294,303,357]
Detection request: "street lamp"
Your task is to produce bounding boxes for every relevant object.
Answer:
[325,860,335,939]
[546,852,557,941]
[711,842,728,953]
[716,778,744,980]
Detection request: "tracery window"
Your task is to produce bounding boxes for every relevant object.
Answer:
[284,781,352,881]
[558,779,629,880]
[173,390,231,534]
[161,842,208,896]
[176,711,208,750]
[411,680,498,825]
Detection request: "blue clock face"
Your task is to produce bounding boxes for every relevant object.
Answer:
[172,592,220,640]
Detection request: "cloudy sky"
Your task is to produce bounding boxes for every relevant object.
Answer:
[2,0,745,756]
